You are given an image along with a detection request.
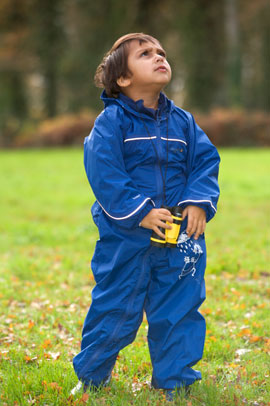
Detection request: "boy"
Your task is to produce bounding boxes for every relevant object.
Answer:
[72,33,220,399]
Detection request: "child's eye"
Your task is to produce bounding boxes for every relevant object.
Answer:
[158,51,166,57]
[141,50,149,56]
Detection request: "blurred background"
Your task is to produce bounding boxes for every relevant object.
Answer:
[0,0,269,148]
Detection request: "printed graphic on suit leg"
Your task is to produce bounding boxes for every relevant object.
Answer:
[177,232,203,279]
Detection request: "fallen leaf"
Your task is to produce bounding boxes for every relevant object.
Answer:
[228,363,239,369]
[240,303,246,309]
[222,272,234,279]
[81,393,89,402]
[24,355,38,363]
[235,349,252,357]
[42,339,52,349]
[231,288,241,297]
[252,321,262,328]
[48,382,62,392]
[201,308,212,315]
[132,381,143,393]
[258,303,266,308]
[238,328,251,337]
[249,335,262,343]
[47,351,61,360]
[259,271,270,277]
[28,320,35,330]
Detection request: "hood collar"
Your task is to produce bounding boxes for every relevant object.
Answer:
[101,90,174,120]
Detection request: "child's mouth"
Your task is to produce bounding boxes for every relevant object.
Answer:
[156,66,167,72]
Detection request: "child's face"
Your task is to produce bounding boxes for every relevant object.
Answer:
[121,40,172,93]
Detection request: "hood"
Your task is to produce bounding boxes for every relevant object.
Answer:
[100,90,175,120]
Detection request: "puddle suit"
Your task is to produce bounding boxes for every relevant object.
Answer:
[73,91,220,390]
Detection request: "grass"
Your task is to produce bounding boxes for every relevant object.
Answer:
[0,148,269,406]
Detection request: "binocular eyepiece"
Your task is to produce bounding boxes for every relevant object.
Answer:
[150,206,183,248]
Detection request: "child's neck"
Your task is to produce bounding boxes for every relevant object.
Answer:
[122,89,160,110]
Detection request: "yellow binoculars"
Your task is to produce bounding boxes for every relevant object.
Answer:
[150,206,183,248]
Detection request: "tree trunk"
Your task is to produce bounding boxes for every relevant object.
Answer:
[224,0,242,107]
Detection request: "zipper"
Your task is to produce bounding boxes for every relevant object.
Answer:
[155,116,164,206]
[120,103,167,207]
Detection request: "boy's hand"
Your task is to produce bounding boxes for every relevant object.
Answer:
[182,205,206,240]
[140,208,173,239]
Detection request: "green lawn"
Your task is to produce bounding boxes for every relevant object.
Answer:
[0,148,269,405]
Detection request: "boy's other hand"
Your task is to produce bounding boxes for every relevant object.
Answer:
[182,205,206,240]
[140,208,173,239]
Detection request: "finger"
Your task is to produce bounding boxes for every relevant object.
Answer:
[199,218,206,233]
[156,220,172,230]
[186,215,194,236]
[159,214,173,223]
[194,219,206,240]
[201,218,206,233]
[182,208,187,220]
[188,218,197,238]
[153,226,166,239]
[150,219,168,230]
[159,208,172,216]
[194,225,201,240]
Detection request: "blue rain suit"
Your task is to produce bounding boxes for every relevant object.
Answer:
[73,91,220,390]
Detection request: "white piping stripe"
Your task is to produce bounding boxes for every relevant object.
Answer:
[124,137,157,142]
[97,197,152,220]
[177,199,217,212]
[161,137,187,145]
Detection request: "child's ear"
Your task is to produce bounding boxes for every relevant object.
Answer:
[117,76,131,88]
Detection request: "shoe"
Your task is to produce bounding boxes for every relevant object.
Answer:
[70,381,85,396]
[165,385,191,402]
[70,375,111,396]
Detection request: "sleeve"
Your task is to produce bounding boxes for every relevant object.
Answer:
[84,110,155,229]
[178,113,220,222]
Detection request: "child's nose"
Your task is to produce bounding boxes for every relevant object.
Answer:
[155,54,164,62]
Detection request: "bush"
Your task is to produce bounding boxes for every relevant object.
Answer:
[9,108,270,148]
[194,109,270,147]
[12,111,97,148]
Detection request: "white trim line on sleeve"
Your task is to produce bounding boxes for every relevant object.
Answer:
[124,137,157,142]
[177,199,217,212]
[97,197,154,220]
[161,137,187,145]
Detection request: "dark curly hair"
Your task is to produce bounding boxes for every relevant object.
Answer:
[94,33,162,98]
